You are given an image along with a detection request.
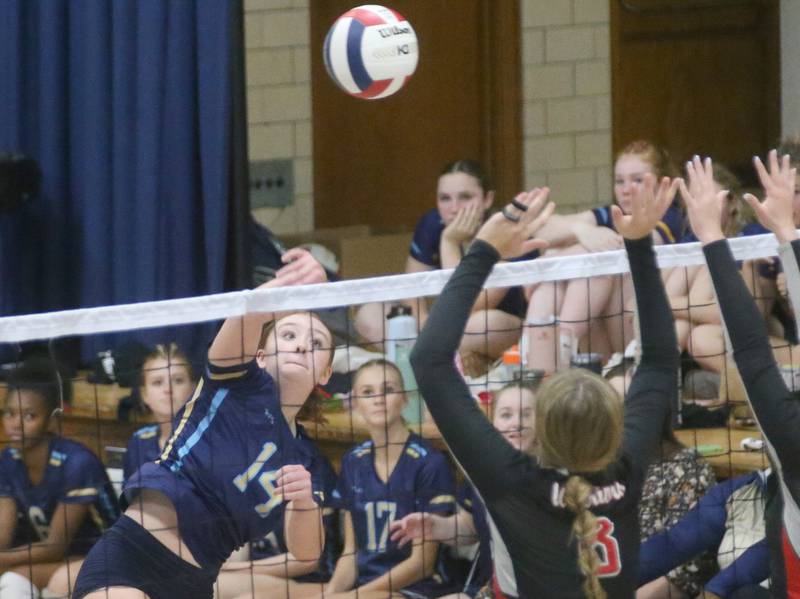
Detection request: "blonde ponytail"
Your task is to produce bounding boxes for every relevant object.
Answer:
[562,475,606,599]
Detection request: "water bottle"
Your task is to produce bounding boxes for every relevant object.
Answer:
[100,350,116,382]
[386,306,423,425]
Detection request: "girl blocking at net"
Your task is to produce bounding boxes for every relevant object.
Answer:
[71,248,335,599]
[410,179,682,598]
[680,152,800,599]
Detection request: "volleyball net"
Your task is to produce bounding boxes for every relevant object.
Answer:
[0,232,782,598]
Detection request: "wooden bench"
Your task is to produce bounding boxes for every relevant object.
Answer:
[2,378,767,480]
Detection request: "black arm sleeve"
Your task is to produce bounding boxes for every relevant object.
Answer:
[411,240,530,498]
[704,240,800,510]
[620,236,680,475]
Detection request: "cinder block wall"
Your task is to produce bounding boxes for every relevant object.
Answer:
[245,0,314,234]
[521,0,612,212]
[244,0,612,234]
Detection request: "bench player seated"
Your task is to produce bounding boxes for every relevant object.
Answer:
[0,359,119,599]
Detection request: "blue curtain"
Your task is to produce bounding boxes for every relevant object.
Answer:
[0,0,242,362]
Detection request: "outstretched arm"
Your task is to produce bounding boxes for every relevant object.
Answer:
[704,538,770,599]
[684,154,800,512]
[0,497,15,550]
[611,175,681,470]
[638,473,758,585]
[411,189,553,496]
[208,248,326,366]
[0,502,88,568]
[389,509,478,549]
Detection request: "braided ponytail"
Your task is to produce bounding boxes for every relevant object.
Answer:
[562,475,606,599]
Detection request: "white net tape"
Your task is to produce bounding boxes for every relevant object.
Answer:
[0,233,781,343]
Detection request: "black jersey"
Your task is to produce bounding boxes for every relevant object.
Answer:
[704,239,800,598]
[411,236,679,599]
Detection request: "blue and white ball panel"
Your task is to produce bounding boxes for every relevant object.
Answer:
[323,5,418,100]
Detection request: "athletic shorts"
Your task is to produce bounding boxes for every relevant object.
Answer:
[496,286,527,319]
[72,515,216,599]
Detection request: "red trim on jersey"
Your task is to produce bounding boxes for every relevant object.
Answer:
[342,7,385,27]
[353,78,392,99]
[783,528,800,598]
[492,573,517,599]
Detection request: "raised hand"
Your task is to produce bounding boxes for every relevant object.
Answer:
[474,187,554,259]
[679,156,728,245]
[275,464,315,508]
[274,248,328,286]
[611,173,680,240]
[442,203,483,244]
[744,149,799,244]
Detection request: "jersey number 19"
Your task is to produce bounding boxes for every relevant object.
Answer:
[233,441,282,517]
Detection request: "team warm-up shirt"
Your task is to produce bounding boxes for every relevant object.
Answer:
[411,236,679,598]
[0,437,120,555]
[409,209,537,318]
[638,470,770,597]
[705,238,800,598]
[332,432,459,597]
[248,423,338,582]
[124,359,326,571]
[593,202,686,244]
[458,482,493,596]
[123,425,161,482]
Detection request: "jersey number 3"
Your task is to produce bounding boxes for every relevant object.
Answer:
[594,517,621,577]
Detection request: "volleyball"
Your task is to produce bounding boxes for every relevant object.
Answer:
[323,5,418,100]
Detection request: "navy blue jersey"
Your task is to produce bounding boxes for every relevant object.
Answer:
[124,359,327,571]
[0,437,120,555]
[123,425,161,482]
[410,209,540,268]
[249,423,339,582]
[593,202,686,244]
[458,483,493,596]
[410,209,537,318]
[333,432,458,597]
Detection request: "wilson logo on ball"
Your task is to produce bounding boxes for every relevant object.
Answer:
[323,4,419,100]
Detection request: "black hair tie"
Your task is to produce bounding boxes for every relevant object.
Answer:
[502,207,520,223]
[510,198,528,212]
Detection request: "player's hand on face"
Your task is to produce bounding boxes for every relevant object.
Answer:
[275,248,328,286]
[443,203,483,243]
[275,464,315,508]
[575,225,623,253]
[388,512,434,548]
[679,156,728,245]
[611,173,680,241]
[744,149,799,244]
[475,187,554,259]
